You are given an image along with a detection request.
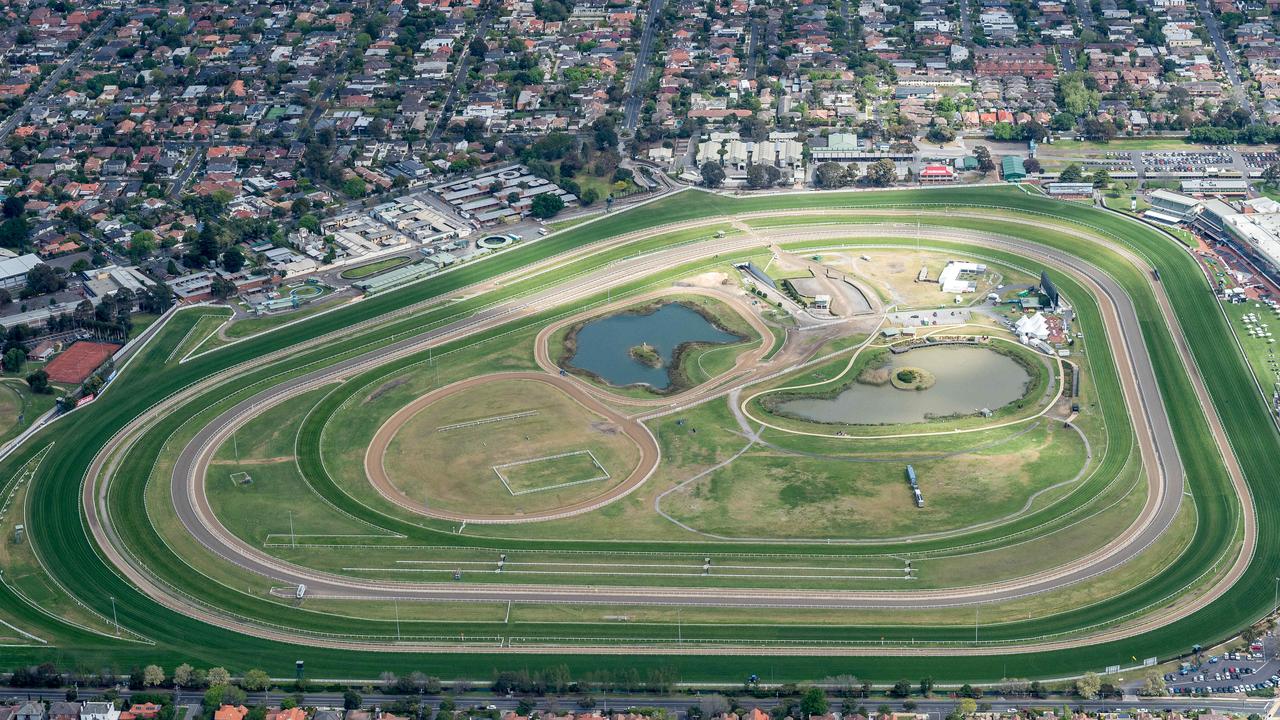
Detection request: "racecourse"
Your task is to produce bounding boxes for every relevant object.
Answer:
[0,185,1273,683]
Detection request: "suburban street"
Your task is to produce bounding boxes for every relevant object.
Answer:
[431,4,495,142]
[622,0,667,132]
[0,11,118,144]
[1195,0,1252,117]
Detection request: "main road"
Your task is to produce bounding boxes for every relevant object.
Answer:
[83,208,1250,655]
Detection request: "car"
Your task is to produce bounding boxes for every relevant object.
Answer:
[1210,656,1220,663]
[486,706,497,711]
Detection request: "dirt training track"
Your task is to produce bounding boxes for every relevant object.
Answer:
[78,208,1253,656]
[364,372,660,524]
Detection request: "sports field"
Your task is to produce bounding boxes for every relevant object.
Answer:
[0,184,1273,686]
[378,378,641,514]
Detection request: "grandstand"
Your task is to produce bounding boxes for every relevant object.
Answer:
[1145,190,1201,225]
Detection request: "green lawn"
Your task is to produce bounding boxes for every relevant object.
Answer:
[0,185,1274,684]
[338,256,412,280]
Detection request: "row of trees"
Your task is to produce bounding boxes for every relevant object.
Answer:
[812,159,899,189]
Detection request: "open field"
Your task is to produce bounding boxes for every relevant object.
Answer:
[380,378,641,514]
[666,421,1088,540]
[339,256,413,280]
[1039,138,1197,152]
[166,308,232,363]
[0,185,1273,685]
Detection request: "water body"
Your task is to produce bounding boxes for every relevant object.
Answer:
[777,345,1032,424]
[567,303,740,390]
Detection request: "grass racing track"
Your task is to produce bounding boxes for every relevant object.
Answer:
[2,185,1275,682]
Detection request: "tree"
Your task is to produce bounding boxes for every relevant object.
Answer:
[342,178,367,198]
[241,669,270,691]
[974,145,995,174]
[1091,169,1111,189]
[1023,158,1043,174]
[700,161,726,188]
[203,685,246,710]
[814,162,852,189]
[1081,118,1116,142]
[221,246,245,273]
[0,216,30,250]
[799,687,828,717]
[210,276,237,300]
[529,193,565,219]
[957,698,977,716]
[142,665,165,687]
[25,264,67,296]
[990,122,1020,142]
[26,369,49,394]
[343,691,363,710]
[1075,671,1101,699]
[2,195,24,218]
[746,164,780,189]
[173,664,193,688]
[3,347,25,373]
[1058,163,1084,183]
[926,125,955,144]
[890,679,912,698]
[1140,671,1166,697]
[1262,163,1280,188]
[864,159,898,187]
[919,677,934,696]
[1058,71,1101,116]
[207,667,232,686]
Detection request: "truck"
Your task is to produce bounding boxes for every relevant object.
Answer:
[913,488,925,508]
[905,465,917,487]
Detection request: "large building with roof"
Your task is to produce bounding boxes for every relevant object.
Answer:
[1001,156,1026,181]
[1218,198,1280,280]
[1146,190,1201,224]
[0,253,43,290]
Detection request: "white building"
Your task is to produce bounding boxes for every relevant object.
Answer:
[937,261,986,294]
[1222,197,1280,276]
[81,701,120,720]
[1015,312,1050,342]
[0,253,43,290]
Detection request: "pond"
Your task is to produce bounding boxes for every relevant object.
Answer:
[566,302,741,390]
[776,345,1034,424]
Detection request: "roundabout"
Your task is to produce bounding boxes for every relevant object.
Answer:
[1,186,1273,683]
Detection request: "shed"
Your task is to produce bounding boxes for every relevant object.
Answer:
[1001,156,1027,181]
